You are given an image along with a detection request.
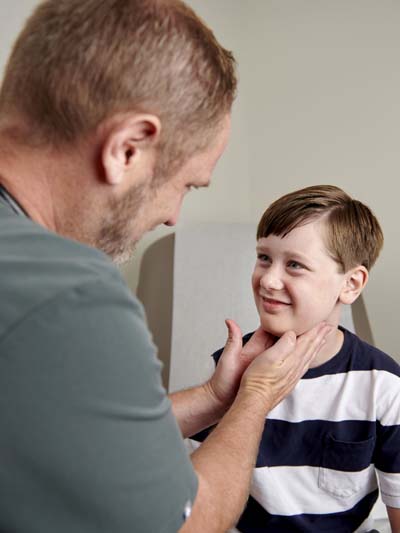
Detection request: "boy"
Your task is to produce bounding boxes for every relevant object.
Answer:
[189,185,400,532]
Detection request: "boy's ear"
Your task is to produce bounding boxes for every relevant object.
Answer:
[100,113,161,186]
[339,266,369,305]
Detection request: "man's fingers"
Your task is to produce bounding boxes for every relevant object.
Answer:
[281,323,334,373]
[240,323,336,411]
[269,322,333,369]
[261,330,296,364]
[296,323,334,361]
[241,326,275,361]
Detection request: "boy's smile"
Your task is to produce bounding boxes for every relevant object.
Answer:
[252,218,346,339]
[261,297,291,313]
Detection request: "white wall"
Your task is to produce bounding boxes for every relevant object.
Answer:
[0,1,398,360]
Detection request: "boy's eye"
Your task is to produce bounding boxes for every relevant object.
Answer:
[257,253,270,262]
[287,260,303,270]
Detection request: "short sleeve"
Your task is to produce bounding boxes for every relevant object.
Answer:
[375,370,400,508]
[0,272,198,532]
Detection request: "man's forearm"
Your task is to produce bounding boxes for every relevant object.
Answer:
[170,383,226,439]
[180,389,269,533]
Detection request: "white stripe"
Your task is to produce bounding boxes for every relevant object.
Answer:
[268,370,400,426]
[186,438,201,454]
[251,464,377,516]
[377,469,400,507]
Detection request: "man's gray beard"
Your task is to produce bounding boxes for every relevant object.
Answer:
[110,244,137,266]
[95,154,174,264]
[95,182,146,265]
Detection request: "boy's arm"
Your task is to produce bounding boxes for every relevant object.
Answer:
[387,506,400,533]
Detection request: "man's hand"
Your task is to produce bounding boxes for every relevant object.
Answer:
[171,321,332,438]
[240,322,333,411]
[203,319,275,414]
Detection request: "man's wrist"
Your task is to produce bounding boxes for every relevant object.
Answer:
[233,384,274,418]
[200,380,230,423]
[170,382,232,438]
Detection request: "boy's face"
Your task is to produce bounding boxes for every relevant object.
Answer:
[252,218,347,336]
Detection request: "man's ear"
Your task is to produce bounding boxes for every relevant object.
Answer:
[339,266,369,305]
[101,113,161,186]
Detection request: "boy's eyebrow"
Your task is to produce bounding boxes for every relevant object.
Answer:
[255,245,312,264]
[256,244,272,252]
[285,251,310,263]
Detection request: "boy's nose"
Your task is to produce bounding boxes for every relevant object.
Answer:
[260,270,285,291]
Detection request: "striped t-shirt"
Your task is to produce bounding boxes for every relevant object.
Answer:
[189,327,400,532]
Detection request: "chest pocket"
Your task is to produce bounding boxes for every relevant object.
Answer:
[318,434,376,498]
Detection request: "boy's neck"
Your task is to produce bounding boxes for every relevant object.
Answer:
[309,326,344,369]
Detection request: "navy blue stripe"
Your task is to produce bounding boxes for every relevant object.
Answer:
[212,328,400,379]
[257,419,376,470]
[190,426,213,442]
[211,332,254,364]
[305,328,400,379]
[192,419,400,472]
[375,421,400,472]
[236,489,379,532]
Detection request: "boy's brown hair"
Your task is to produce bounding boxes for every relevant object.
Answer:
[0,0,236,167]
[256,185,384,272]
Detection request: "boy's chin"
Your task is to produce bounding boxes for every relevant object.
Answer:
[259,318,305,338]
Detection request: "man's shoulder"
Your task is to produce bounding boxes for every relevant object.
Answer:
[0,210,122,286]
[0,209,139,339]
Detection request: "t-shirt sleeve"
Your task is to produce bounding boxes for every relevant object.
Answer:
[0,271,197,533]
[374,368,400,508]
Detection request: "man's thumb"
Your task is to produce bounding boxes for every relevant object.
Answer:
[223,319,242,354]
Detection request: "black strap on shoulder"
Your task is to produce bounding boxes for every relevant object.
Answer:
[0,183,28,217]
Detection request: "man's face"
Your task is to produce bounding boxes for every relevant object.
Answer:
[252,218,346,336]
[98,115,231,263]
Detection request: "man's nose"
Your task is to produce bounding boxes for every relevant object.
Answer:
[259,267,285,291]
[164,213,179,227]
[164,198,184,227]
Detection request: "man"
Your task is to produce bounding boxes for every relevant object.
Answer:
[0,1,331,531]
